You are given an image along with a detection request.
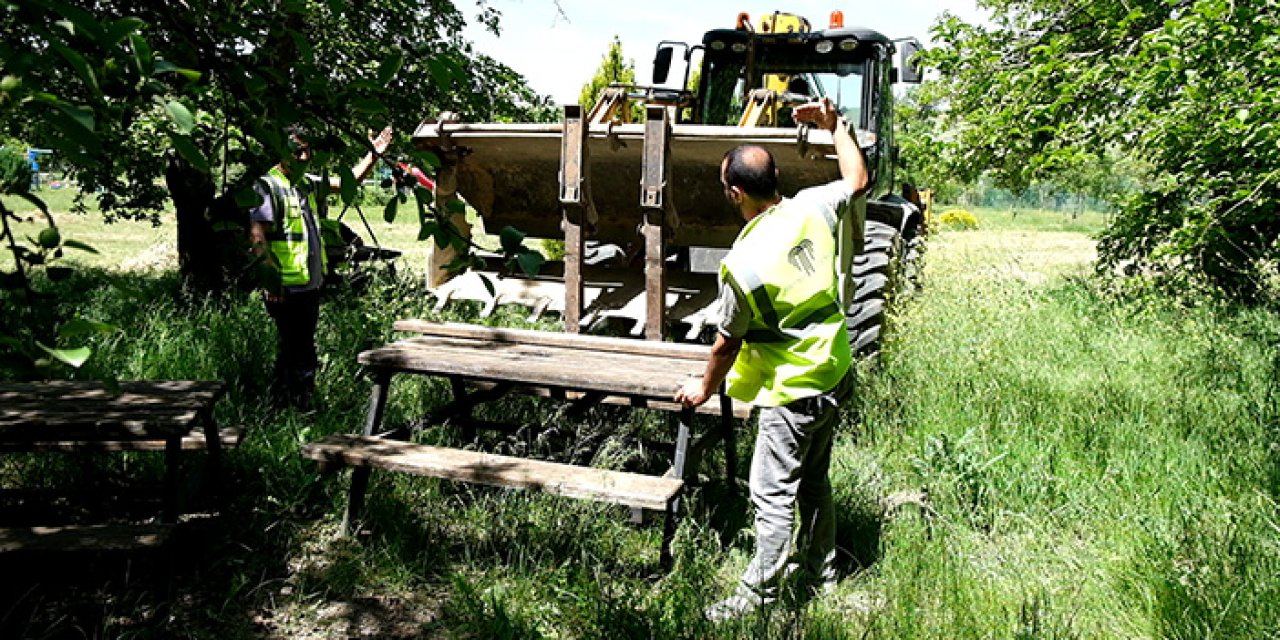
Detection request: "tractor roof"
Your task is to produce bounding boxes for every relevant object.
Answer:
[701,26,893,50]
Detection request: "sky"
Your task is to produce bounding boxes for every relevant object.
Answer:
[463,1,990,105]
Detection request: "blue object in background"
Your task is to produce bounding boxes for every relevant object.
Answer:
[26,148,40,191]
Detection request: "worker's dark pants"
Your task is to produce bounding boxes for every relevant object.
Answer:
[265,289,321,410]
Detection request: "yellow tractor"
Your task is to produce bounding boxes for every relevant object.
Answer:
[415,10,927,357]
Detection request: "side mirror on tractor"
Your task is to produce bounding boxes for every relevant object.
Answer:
[898,39,924,84]
[652,41,692,87]
[652,46,675,85]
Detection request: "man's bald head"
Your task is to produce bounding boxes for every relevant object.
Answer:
[721,145,779,200]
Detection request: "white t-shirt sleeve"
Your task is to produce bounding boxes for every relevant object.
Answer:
[715,272,751,339]
[790,180,856,234]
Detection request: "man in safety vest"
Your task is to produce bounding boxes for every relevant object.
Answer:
[676,97,869,620]
[248,124,393,411]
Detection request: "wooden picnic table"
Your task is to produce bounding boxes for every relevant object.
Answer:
[302,320,749,567]
[0,380,231,550]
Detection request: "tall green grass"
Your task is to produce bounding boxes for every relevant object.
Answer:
[2,212,1278,638]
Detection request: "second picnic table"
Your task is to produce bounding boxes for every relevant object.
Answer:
[302,320,750,566]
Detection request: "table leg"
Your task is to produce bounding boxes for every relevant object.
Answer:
[162,435,181,523]
[719,386,737,489]
[660,496,679,570]
[343,370,392,536]
[450,376,475,443]
[201,408,226,510]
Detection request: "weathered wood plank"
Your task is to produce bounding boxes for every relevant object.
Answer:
[465,381,752,420]
[392,320,712,361]
[0,380,225,437]
[0,426,244,453]
[0,523,174,553]
[359,337,706,399]
[302,434,683,511]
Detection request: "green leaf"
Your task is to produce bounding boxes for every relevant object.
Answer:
[478,273,496,297]
[414,186,434,206]
[105,17,146,45]
[339,167,357,206]
[170,133,209,172]
[128,34,153,76]
[51,100,96,134]
[46,1,106,42]
[63,239,99,254]
[164,100,195,134]
[154,60,202,82]
[59,318,116,338]
[0,75,20,92]
[50,42,100,98]
[427,58,452,87]
[516,249,545,276]
[417,150,441,169]
[418,220,439,242]
[36,341,91,368]
[377,52,405,85]
[445,198,467,215]
[383,197,398,223]
[499,225,526,254]
[37,227,61,249]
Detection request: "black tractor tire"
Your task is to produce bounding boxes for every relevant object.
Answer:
[847,220,901,360]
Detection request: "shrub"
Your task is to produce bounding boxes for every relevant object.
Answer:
[939,207,979,230]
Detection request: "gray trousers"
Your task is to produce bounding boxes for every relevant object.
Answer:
[738,372,852,601]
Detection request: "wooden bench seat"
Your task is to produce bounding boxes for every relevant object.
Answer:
[393,319,753,420]
[0,425,244,453]
[0,523,174,553]
[302,434,683,512]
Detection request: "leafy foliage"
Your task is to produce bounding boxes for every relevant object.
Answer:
[578,35,643,120]
[925,0,1280,300]
[0,0,554,288]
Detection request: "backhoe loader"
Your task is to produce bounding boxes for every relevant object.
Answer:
[415,10,927,357]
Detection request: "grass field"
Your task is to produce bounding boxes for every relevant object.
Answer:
[2,196,1278,638]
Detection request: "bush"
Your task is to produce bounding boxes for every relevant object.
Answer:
[939,207,979,230]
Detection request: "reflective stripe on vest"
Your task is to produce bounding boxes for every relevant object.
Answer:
[261,167,326,287]
[720,196,851,407]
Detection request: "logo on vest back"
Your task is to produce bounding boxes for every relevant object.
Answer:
[788,239,816,275]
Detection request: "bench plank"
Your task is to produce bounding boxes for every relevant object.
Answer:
[0,523,174,553]
[0,426,244,453]
[0,380,226,439]
[302,434,683,511]
[466,381,752,420]
[360,337,706,399]
[393,319,713,361]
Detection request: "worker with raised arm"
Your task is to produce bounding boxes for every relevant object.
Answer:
[248,124,394,411]
[675,97,869,620]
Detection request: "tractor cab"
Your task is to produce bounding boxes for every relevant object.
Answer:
[652,11,922,198]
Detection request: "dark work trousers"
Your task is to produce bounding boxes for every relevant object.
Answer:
[265,288,321,410]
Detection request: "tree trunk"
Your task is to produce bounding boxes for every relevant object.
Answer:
[166,156,226,292]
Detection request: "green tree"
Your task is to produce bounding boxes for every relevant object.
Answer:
[0,0,554,292]
[925,0,1280,299]
[578,35,642,120]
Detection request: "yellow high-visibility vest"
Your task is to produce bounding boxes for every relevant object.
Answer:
[260,166,326,287]
[720,197,851,406]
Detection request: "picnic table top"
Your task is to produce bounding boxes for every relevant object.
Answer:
[0,380,226,441]
[360,323,714,402]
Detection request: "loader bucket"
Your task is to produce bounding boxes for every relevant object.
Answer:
[413,122,841,248]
